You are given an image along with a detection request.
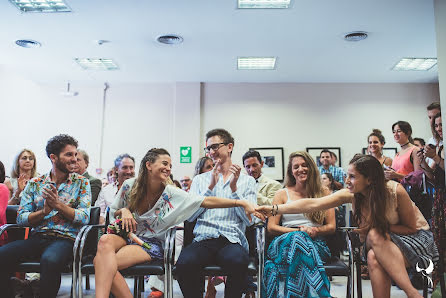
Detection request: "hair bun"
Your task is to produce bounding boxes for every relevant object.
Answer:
[372,129,382,135]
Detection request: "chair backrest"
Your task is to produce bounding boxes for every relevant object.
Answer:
[89,206,100,225]
[6,205,19,224]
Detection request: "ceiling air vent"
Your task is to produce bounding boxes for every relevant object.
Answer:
[15,39,41,48]
[344,31,368,42]
[157,35,183,45]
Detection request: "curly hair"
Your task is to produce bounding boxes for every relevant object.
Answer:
[45,134,78,158]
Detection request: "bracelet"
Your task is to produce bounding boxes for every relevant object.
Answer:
[271,204,279,216]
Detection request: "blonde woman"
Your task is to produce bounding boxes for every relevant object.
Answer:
[263,151,335,297]
[7,149,38,205]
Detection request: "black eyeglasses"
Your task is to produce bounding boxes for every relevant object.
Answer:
[204,143,228,154]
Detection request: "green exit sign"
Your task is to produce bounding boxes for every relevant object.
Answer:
[180,146,192,163]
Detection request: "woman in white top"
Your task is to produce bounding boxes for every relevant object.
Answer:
[263,151,335,297]
[93,148,261,298]
[258,154,438,298]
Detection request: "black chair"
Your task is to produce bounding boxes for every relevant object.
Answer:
[0,205,100,297]
[74,210,176,298]
[176,220,265,297]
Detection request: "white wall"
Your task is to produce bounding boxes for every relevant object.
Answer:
[201,83,440,171]
[0,70,440,180]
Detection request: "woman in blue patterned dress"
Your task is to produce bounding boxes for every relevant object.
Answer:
[263,151,336,297]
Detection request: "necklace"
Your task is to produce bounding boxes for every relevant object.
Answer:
[401,142,410,149]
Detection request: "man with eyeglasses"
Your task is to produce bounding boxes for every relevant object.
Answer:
[180,176,192,192]
[176,128,257,298]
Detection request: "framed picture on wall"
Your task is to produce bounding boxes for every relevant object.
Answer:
[249,147,284,182]
[306,147,342,167]
[362,147,398,159]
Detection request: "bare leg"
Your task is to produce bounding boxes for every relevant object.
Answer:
[110,245,151,298]
[366,229,422,298]
[93,234,127,298]
[367,249,391,298]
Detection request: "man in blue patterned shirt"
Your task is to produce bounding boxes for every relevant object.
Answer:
[0,134,91,298]
[318,149,346,188]
[176,128,257,298]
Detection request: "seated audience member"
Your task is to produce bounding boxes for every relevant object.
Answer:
[74,149,102,205]
[106,168,116,185]
[318,149,346,187]
[94,154,135,224]
[413,137,426,149]
[385,121,421,181]
[0,134,91,298]
[321,172,340,194]
[243,150,282,206]
[257,154,438,298]
[0,161,8,246]
[262,151,335,297]
[367,129,393,167]
[194,156,214,176]
[176,129,257,298]
[180,176,192,192]
[93,148,261,298]
[6,149,38,205]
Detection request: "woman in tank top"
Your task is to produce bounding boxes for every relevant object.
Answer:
[258,154,438,298]
[385,121,421,181]
[367,129,393,167]
[262,151,335,298]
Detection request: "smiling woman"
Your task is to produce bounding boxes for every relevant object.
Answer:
[6,149,38,205]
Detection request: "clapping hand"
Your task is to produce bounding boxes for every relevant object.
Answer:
[42,184,60,210]
[17,173,30,192]
[229,164,241,193]
[209,160,221,190]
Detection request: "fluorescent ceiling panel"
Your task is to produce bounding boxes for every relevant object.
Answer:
[75,58,119,71]
[392,58,437,71]
[238,0,291,9]
[9,0,71,13]
[238,57,276,70]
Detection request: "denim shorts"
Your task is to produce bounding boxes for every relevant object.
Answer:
[128,237,164,260]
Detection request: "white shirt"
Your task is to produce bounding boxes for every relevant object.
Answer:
[94,182,119,217]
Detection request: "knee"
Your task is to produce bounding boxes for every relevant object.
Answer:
[96,234,116,254]
[366,228,385,248]
[41,254,64,271]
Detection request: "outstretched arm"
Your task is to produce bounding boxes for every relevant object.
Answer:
[257,189,352,217]
[201,196,264,221]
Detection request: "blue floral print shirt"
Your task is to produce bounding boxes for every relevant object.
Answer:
[17,172,91,239]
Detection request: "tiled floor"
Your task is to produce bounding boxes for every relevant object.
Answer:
[57,273,420,297]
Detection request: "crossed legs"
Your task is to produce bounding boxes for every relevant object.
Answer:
[94,234,151,298]
[366,229,422,298]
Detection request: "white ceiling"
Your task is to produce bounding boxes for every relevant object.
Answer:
[0,0,439,84]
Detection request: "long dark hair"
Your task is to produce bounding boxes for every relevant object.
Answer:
[194,156,212,176]
[392,121,414,144]
[350,154,390,238]
[321,172,340,192]
[432,112,442,143]
[128,148,170,212]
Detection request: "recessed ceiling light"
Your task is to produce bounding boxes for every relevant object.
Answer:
[237,57,276,70]
[9,0,72,13]
[15,39,41,48]
[344,31,368,42]
[392,58,437,71]
[157,35,183,45]
[238,0,291,9]
[74,58,119,71]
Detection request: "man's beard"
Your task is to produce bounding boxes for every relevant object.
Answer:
[56,159,74,174]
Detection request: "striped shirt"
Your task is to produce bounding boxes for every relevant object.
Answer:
[188,171,257,252]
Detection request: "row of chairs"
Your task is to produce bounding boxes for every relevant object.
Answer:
[1,205,360,298]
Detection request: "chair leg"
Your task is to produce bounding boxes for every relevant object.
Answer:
[133,277,138,298]
[85,273,90,290]
[356,260,362,298]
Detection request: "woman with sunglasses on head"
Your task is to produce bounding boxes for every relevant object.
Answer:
[257,154,438,298]
[385,121,421,181]
[93,148,262,298]
[6,149,38,205]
